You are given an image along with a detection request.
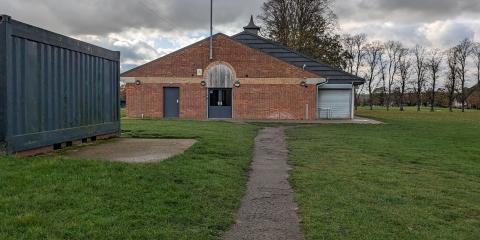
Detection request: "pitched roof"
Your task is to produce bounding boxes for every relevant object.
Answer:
[232,31,365,85]
[121,30,365,86]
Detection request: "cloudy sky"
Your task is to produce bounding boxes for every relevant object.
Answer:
[2,0,480,72]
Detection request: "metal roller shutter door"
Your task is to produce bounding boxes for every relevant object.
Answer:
[317,89,352,119]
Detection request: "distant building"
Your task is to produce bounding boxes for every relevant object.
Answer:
[467,84,480,109]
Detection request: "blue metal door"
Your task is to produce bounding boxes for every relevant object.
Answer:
[164,87,179,118]
[208,88,232,119]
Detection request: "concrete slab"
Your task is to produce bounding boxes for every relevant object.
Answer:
[230,117,383,125]
[65,138,196,163]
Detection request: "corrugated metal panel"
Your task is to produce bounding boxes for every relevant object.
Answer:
[317,89,353,119]
[0,16,7,154]
[0,15,120,153]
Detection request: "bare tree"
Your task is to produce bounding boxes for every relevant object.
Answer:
[342,34,367,75]
[413,45,427,111]
[379,51,388,106]
[342,33,367,110]
[446,47,459,112]
[384,41,402,111]
[455,39,473,112]
[426,48,443,112]
[353,34,367,76]
[342,34,355,73]
[398,48,411,111]
[364,41,384,110]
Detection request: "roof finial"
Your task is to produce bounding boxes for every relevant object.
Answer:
[243,15,260,35]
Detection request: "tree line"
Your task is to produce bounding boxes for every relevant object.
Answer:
[258,0,480,112]
[343,35,480,112]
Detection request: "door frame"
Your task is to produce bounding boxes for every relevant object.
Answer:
[207,88,233,119]
[163,87,180,118]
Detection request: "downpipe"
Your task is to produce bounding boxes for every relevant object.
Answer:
[315,79,329,119]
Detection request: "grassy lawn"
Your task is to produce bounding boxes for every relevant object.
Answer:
[287,109,480,239]
[0,120,258,239]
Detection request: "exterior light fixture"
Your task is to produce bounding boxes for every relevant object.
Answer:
[234,80,241,88]
[300,80,307,87]
[200,80,207,86]
[135,80,141,86]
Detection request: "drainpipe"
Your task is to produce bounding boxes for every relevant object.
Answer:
[316,78,329,120]
[351,83,355,119]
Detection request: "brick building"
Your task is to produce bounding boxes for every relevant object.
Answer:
[121,17,365,120]
[467,84,480,109]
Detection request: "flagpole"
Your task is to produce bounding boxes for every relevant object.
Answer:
[209,0,213,60]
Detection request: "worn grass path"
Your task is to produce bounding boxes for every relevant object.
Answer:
[223,127,304,240]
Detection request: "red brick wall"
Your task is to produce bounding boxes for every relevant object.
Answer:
[127,83,317,120]
[122,35,318,79]
[126,83,206,119]
[123,34,322,120]
[233,84,316,120]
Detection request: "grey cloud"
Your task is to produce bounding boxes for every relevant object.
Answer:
[77,35,161,71]
[1,0,263,71]
[336,0,480,23]
[342,22,430,46]
[423,21,476,47]
[2,0,263,36]
[3,0,479,71]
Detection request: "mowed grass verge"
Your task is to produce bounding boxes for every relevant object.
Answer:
[287,109,480,240]
[0,119,258,239]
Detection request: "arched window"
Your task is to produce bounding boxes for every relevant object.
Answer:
[207,63,234,88]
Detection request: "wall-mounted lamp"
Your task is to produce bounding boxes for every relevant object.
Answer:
[135,80,141,86]
[300,80,307,88]
[200,80,207,87]
[234,80,241,88]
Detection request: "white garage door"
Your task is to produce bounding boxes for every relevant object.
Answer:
[317,89,352,119]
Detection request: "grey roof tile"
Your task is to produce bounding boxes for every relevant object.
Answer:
[232,31,365,85]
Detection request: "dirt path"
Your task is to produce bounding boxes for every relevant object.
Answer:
[223,127,304,240]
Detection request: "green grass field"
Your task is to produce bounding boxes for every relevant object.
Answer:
[0,120,258,239]
[287,109,480,240]
[1,109,479,239]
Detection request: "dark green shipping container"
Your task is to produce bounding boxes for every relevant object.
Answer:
[0,15,120,155]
